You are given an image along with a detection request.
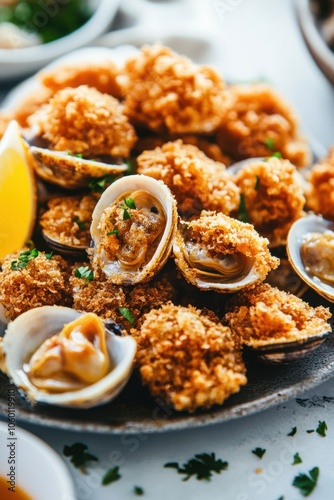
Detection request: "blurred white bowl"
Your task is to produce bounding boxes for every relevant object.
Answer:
[0,0,120,82]
[0,420,76,499]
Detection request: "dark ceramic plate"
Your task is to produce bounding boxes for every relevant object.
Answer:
[0,292,333,435]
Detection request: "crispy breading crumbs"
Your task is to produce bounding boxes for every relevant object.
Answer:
[121,44,231,134]
[0,251,72,321]
[233,157,305,247]
[225,283,332,347]
[0,111,14,139]
[137,140,239,217]
[38,60,123,98]
[174,211,279,290]
[216,84,311,167]
[306,147,334,220]
[28,85,137,157]
[40,193,99,247]
[131,303,247,412]
[71,269,177,326]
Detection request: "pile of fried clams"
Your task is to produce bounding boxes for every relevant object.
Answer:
[0,45,332,414]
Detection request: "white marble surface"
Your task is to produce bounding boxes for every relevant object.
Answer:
[1,1,334,499]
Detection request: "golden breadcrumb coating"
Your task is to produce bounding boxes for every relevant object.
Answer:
[132,303,247,412]
[38,61,123,98]
[137,140,239,217]
[306,147,334,220]
[0,251,72,321]
[12,86,53,128]
[121,44,231,134]
[174,211,279,291]
[28,85,137,157]
[40,193,99,248]
[216,84,311,167]
[0,111,14,139]
[225,283,331,347]
[233,157,305,247]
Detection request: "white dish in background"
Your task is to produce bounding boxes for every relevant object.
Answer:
[0,0,120,82]
[0,420,75,499]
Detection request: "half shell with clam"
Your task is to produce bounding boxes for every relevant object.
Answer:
[1,306,136,408]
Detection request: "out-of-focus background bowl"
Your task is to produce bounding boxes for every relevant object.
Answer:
[296,0,334,84]
[0,0,120,82]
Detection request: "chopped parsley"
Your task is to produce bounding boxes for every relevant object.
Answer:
[133,486,144,495]
[74,266,94,283]
[122,208,132,220]
[124,197,136,209]
[238,193,249,223]
[255,175,260,190]
[164,452,228,481]
[121,197,136,219]
[306,430,315,434]
[272,151,282,158]
[119,307,135,326]
[107,229,120,239]
[88,174,118,193]
[63,442,98,469]
[11,248,40,270]
[73,216,86,230]
[292,452,302,465]
[277,497,284,500]
[68,152,83,159]
[292,467,319,496]
[264,138,276,151]
[102,466,121,486]
[316,420,327,437]
[252,447,266,459]
[288,426,297,436]
[45,251,54,260]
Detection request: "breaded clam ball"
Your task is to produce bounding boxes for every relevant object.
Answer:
[28,85,137,157]
[132,303,247,412]
[233,157,305,247]
[216,84,311,167]
[137,140,239,217]
[306,147,334,220]
[225,283,331,348]
[121,44,231,134]
[0,250,72,321]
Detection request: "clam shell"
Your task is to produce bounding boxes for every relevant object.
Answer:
[287,214,334,302]
[2,306,136,408]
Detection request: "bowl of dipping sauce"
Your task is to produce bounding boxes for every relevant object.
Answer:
[0,420,75,499]
[0,0,120,81]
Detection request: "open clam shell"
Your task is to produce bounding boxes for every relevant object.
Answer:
[29,146,127,190]
[287,214,334,302]
[90,174,178,285]
[2,306,136,408]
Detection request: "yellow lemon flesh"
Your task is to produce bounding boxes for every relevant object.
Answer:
[0,121,36,259]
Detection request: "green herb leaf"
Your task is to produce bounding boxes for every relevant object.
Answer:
[122,208,132,220]
[292,452,302,465]
[306,429,315,434]
[255,175,260,190]
[107,229,120,238]
[73,216,86,230]
[67,152,83,158]
[88,174,118,193]
[252,447,266,459]
[238,193,249,223]
[264,138,275,151]
[10,261,18,270]
[272,151,282,158]
[63,442,98,469]
[102,466,121,486]
[288,426,297,436]
[134,486,144,495]
[164,452,228,481]
[277,497,284,500]
[316,420,327,437]
[292,467,319,496]
[45,251,53,260]
[119,307,135,325]
[11,248,41,270]
[74,266,94,283]
[124,197,136,209]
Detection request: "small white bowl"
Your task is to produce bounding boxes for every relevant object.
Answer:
[0,0,120,82]
[0,420,76,499]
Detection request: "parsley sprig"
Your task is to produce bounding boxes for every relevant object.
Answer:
[165,452,228,481]
[11,248,41,270]
[63,443,98,469]
[292,467,319,496]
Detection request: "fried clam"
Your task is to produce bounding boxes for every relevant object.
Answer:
[224,283,332,364]
[26,85,136,189]
[131,303,247,413]
[90,174,178,285]
[173,212,279,293]
[287,214,334,302]
[1,306,136,408]
[232,156,306,247]
[40,193,99,257]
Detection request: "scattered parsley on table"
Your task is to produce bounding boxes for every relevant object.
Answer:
[292,452,302,465]
[287,426,297,436]
[292,467,319,496]
[252,447,266,459]
[63,442,98,469]
[316,420,327,437]
[102,466,121,486]
[164,452,228,481]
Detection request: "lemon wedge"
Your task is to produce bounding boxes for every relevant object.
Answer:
[0,121,36,259]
